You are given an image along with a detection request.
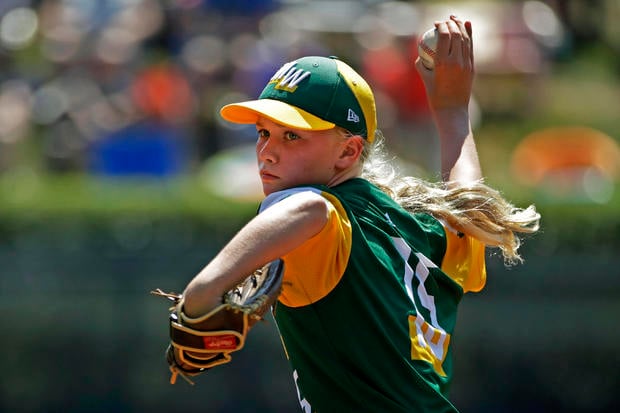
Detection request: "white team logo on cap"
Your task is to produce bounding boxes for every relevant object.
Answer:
[270,61,310,92]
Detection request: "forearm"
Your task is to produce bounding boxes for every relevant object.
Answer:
[434,107,482,184]
[182,192,328,316]
[414,16,479,184]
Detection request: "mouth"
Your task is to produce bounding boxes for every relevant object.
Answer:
[260,170,279,181]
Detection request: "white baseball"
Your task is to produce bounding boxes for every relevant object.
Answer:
[418,27,438,70]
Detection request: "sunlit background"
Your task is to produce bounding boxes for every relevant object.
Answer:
[1,1,619,412]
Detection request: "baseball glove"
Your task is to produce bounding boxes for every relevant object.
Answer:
[151,259,284,385]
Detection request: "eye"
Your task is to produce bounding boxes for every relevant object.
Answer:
[257,129,269,139]
[284,131,301,141]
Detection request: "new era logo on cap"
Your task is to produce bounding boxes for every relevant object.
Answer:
[347,108,360,123]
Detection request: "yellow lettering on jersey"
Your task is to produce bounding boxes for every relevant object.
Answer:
[408,314,450,377]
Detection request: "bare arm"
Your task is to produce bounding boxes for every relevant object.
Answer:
[435,108,481,183]
[416,16,482,184]
[182,191,329,317]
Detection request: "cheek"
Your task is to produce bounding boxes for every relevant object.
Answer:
[300,153,336,178]
[255,140,265,156]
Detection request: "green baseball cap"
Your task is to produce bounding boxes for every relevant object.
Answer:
[220,56,377,142]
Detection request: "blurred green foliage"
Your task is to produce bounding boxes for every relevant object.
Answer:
[0,173,256,224]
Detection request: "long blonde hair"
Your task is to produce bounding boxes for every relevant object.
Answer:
[360,132,540,265]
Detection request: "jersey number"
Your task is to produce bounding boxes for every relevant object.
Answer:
[392,237,450,377]
[293,370,313,412]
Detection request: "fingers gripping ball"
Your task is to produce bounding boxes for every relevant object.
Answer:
[418,27,438,70]
[151,259,284,385]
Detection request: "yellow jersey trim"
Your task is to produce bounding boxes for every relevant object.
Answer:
[441,227,487,293]
[279,191,352,307]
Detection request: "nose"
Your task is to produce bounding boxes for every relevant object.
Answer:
[257,137,277,164]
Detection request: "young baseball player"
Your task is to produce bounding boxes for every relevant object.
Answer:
[180,16,539,412]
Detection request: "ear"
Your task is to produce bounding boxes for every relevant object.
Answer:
[335,136,364,169]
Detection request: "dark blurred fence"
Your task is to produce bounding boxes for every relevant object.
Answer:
[1,213,619,413]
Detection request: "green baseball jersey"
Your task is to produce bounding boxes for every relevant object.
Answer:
[259,178,486,413]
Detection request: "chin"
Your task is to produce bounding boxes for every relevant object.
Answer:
[262,183,291,196]
[261,184,277,196]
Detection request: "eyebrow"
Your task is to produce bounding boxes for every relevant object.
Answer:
[256,120,290,130]
[256,120,277,129]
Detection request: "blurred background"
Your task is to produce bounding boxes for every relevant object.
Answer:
[0,0,619,412]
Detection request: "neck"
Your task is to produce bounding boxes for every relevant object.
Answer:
[327,164,362,188]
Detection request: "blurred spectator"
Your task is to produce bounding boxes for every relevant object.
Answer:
[88,61,195,177]
[88,117,188,177]
[130,61,193,124]
[362,37,431,122]
[360,35,438,171]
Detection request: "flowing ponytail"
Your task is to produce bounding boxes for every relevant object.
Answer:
[360,132,540,265]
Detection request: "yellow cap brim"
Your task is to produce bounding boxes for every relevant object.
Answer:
[220,99,335,131]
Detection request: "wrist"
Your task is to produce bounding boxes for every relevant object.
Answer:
[433,107,471,139]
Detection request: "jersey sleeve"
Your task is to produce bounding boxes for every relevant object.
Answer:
[440,224,487,293]
[260,187,352,307]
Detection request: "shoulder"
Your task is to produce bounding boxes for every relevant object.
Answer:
[259,186,328,213]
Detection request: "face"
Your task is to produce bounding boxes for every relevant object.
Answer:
[255,117,350,195]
